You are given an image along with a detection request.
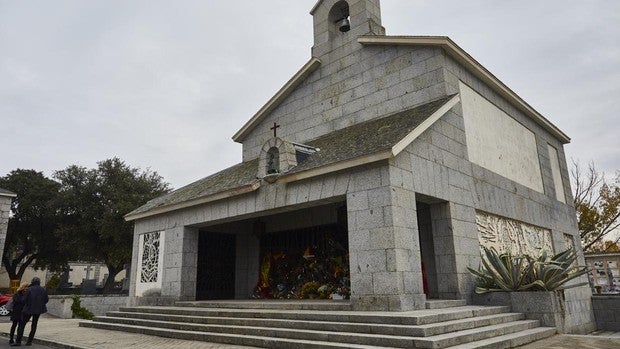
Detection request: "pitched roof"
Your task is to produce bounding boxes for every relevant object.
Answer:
[284,95,456,177]
[126,95,458,221]
[125,159,261,220]
[0,188,17,197]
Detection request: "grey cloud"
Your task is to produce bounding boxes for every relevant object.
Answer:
[1,0,618,188]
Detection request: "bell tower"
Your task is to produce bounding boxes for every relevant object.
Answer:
[310,0,385,58]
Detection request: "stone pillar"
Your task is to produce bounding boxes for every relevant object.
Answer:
[429,202,459,299]
[128,229,140,304]
[157,226,199,301]
[447,203,480,300]
[388,186,427,310]
[180,227,199,301]
[347,167,426,311]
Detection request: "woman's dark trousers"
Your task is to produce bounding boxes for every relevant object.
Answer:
[15,313,40,344]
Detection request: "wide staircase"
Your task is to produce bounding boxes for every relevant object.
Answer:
[80,299,556,348]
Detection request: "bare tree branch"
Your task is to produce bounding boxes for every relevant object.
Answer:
[571,160,620,252]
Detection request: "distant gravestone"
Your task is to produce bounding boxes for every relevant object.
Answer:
[81,279,97,295]
[122,263,131,291]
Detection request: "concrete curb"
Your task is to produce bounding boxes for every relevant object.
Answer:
[0,331,91,349]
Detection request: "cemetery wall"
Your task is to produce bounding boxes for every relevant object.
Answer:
[47,295,128,318]
[592,296,620,331]
[585,252,620,293]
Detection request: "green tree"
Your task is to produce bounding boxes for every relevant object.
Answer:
[0,170,68,281]
[55,158,170,292]
[587,240,620,253]
[571,161,620,252]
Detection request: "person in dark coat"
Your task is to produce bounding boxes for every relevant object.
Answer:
[9,282,29,345]
[12,277,48,346]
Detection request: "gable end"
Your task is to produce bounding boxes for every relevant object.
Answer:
[232,58,321,143]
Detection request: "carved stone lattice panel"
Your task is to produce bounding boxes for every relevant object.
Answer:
[140,231,161,283]
[476,211,553,256]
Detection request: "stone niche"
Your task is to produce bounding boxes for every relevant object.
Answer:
[476,211,554,256]
[257,137,297,179]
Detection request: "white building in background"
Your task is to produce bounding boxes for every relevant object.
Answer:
[0,188,16,266]
[0,261,126,290]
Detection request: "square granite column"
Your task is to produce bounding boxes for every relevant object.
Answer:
[162,226,199,301]
[347,166,426,311]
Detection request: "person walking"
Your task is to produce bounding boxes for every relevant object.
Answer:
[12,277,48,347]
[8,282,29,345]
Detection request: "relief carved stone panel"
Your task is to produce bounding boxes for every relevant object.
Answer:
[476,211,553,256]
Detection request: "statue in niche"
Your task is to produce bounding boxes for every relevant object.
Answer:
[267,147,280,174]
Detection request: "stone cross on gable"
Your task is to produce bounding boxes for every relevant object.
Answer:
[270,122,280,138]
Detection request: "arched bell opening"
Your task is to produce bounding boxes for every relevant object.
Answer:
[328,1,351,34]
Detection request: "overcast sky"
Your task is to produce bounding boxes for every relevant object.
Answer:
[1,0,618,189]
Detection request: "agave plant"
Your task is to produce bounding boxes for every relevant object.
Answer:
[468,246,589,293]
[527,248,590,291]
[467,246,543,293]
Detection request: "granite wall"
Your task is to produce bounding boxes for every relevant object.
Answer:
[47,295,129,318]
[592,296,620,331]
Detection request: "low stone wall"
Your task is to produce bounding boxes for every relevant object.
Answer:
[592,295,620,331]
[472,287,596,334]
[47,295,129,318]
[128,295,177,307]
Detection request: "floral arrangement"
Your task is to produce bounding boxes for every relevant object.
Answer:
[301,281,321,299]
[251,232,351,300]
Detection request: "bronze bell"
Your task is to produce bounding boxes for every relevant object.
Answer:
[337,17,350,32]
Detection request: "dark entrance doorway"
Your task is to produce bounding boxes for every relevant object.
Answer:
[416,196,455,299]
[254,223,349,299]
[417,201,437,298]
[252,204,350,300]
[196,231,236,300]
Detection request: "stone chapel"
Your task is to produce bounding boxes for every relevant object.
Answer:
[125,0,593,329]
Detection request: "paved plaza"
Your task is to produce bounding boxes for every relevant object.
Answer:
[0,314,619,349]
[0,315,256,349]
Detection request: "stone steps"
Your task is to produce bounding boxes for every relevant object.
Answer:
[175,299,466,311]
[175,299,353,311]
[413,320,540,348]
[425,299,467,309]
[102,311,524,337]
[445,327,558,349]
[80,321,387,349]
[116,304,510,325]
[87,315,541,348]
[80,302,556,348]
